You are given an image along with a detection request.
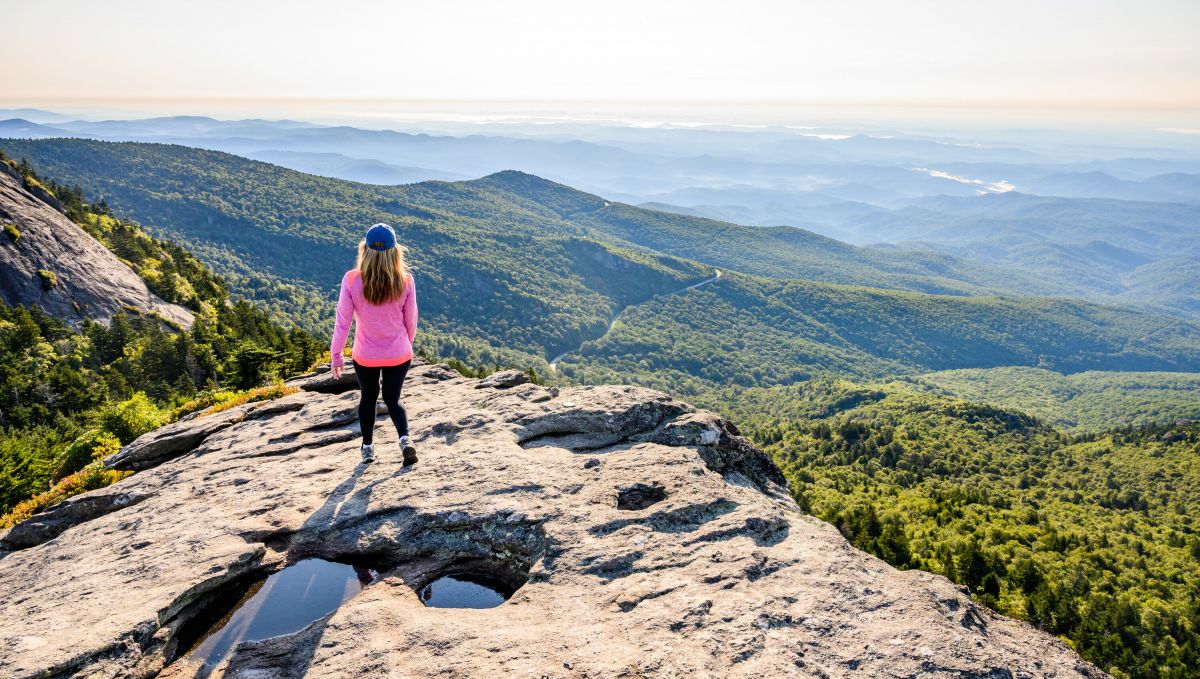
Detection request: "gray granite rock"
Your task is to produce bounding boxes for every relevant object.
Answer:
[475,369,531,389]
[0,363,1105,678]
[0,162,194,328]
[285,363,361,394]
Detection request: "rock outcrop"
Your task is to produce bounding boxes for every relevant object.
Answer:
[0,361,1103,678]
[0,161,193,328]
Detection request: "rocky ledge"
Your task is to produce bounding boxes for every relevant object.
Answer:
[0,361,1103,678]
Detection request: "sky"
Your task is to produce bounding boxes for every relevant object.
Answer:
[2,0,1198,123]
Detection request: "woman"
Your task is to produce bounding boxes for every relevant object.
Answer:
[330,223,418,465]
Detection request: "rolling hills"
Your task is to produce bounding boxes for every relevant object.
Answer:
[555,268,1200,396]
[904,367,1200,432]
[244,149,469,185]
[843,193,1200,318]
[0,138,715,366]
[644,183,1200,320]
[6,138,1200,388]
[0,138,1071,302]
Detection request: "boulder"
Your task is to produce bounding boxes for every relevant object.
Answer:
[284,362,361,394]
[475,369,531,389]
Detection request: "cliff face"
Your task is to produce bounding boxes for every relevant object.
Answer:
[0,361,1103,678]
[0,162,193,328]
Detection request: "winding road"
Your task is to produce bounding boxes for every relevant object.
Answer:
[548,269,722,372]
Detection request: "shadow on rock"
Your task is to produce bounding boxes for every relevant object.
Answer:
[289,461,384,558]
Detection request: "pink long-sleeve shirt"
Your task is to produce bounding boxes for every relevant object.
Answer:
[330,270,417,367]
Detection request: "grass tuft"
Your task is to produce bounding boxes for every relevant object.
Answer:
[175,383,299,420]
[37,269,57,290]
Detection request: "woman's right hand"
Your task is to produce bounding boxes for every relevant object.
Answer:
[332,355,344,380]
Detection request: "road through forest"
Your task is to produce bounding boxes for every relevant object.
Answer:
[547,269,722,372]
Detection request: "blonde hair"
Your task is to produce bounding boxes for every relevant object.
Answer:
[356,241,410,305]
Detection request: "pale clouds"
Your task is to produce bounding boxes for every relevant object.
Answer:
[914,168,1015,194]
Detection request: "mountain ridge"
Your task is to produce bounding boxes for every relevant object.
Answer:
[4,138,1200,386]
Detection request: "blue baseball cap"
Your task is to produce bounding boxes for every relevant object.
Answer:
[365,223,396,251]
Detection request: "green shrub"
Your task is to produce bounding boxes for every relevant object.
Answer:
[99,393,168,444]
[0,462,132,529]
[3,223,18,242]
[52,429,122,482]
[174,383,298,419]
[37,269,57,290]
[0,424,78,514]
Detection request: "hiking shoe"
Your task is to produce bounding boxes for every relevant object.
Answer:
[361,443,375,464]
[400,435,418,466]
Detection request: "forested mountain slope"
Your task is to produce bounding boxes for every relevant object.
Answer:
[458,170,1072,297]
[558,269,1200,395]
[0,139,711,365]
[906,367,1200,432]
[5,138,1200,383]
[723,379,1200,678]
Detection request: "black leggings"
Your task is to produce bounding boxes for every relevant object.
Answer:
[353,360,411,445]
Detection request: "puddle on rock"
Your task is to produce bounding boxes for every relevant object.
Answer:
[419,572,514,609]
[182,558,377,670]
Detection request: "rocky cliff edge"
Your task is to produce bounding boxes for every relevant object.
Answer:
[0,361,1104,678]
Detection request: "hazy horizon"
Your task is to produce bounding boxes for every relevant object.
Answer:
[4,97,1199,141]
[3,0,1198,132]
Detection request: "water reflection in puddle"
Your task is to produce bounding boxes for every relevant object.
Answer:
[420,573,510,608]
[185,559,376,670]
